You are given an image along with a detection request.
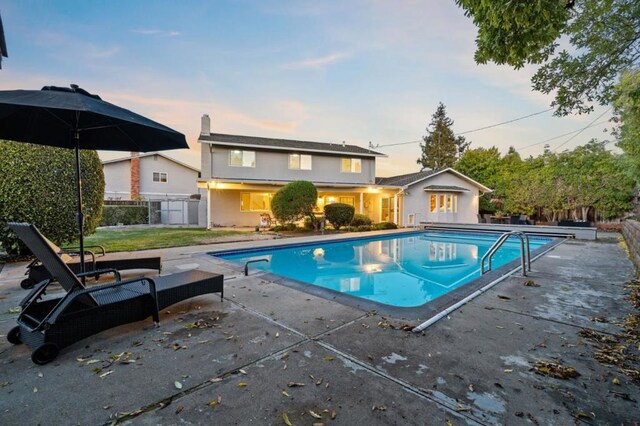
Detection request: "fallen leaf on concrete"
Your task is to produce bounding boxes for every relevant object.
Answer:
[208,395,222,407]
[287,382,305,387]
[309,410,322,419]
[497,295,511,300]
[523,280,539,287]
[531,360,580,379]
[175,406,184,414]
[504,369,513,373]
[372,405,386,411]
[174,381,183,390]
[282,391,290,397]
[315,377,323,386]
[99,371,114,379]
[86,359,101,365]
[323,356,334,361]
[238,382,248,387]
[33,387,37,393]
[590,316,608,323]
[0,382,10,388]
[210,377,223,383]
[331,410,337,419]
[281,353,289,360]
[239,369,248,375]
[282,412,293,426]
[7,307,21,313]
[613,377,621,385]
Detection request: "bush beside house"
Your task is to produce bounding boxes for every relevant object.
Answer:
[271,181,320,228]
[100,205,148,226]
[0,141,105,254]
[324,203,355,230]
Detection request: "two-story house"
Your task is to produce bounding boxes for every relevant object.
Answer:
[197,114,490,228]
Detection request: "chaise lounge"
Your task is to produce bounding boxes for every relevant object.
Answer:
[19,234,162,289]
[5,222,223,365]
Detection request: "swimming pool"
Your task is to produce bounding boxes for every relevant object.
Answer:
[213,231,551,308]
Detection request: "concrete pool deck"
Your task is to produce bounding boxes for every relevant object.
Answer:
[0,231,638,424]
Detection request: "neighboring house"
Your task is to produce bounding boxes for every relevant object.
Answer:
[197,114,490,228]
[102,152,201,201]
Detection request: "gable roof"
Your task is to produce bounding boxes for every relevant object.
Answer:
[101,152,200,173]
[375,169,441,186]
[199,133,386,157]
[376,167,492,192]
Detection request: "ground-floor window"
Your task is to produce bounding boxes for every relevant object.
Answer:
[381,197,396,222]
[429,193,457,213]
[338,196,354,206]
[240,192,271,211]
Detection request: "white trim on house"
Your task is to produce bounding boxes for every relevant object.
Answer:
[399,168,492,193]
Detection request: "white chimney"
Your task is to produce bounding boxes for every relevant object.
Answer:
[201,114,211,136]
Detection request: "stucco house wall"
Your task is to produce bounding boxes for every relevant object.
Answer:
[205,145,376,185]
[103,160,132,199]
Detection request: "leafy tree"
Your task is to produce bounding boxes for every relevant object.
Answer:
[418,103,470,169]
[613,69,640,183]
[0,141,105,254]
[270,181,319,227]
[455,0,640,115]
[454,147,502,212]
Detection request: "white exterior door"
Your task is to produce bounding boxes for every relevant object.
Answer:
[427,193,458,223]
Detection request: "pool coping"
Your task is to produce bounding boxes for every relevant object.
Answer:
[207,229,566,320]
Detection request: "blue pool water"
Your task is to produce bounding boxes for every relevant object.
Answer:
[215,232,551,308]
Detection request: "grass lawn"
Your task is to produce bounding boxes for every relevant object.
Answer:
[65,227,250,252]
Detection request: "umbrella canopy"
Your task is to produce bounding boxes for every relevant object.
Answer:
[0,85,187,150]
[0,12,7,69]
[0,85,188,273]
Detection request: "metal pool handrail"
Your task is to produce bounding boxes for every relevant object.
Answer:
[481,231,531,276]
[244,258,269,276]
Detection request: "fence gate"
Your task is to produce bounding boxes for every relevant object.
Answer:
[148,199,199,225]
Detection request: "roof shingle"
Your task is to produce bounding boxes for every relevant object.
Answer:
[199,133,385,157]
[375,169,442,186]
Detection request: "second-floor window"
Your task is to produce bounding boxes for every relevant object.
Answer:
[289,154,312,170]
[153,172,168,183]
[229,150,256,167]
[341,158,361,173]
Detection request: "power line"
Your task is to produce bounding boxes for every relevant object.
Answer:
[518,119,611,151]
[552,107,612,152]
[373,107,553,149]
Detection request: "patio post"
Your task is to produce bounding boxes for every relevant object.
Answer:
[359,192,364,215]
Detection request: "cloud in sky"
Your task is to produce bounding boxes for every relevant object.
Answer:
[132,29,180,37]
[282,52,350,70]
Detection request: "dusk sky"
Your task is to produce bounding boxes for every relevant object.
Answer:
[0,0,614,176]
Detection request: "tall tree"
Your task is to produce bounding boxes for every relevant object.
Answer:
[455,0,640,116]
[613,69,640,184]
[417,103,469,169]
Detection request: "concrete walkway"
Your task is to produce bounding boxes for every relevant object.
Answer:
[0,232,638,425]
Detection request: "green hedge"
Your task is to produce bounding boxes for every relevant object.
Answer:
[324,203,355,230]
[351,214,372,226]
[0,141,105,254]
[101,206,148,226]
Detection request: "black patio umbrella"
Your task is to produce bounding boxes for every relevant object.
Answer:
[0,84,188,273]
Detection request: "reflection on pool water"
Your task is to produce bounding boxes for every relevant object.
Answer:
[215,232,551,308]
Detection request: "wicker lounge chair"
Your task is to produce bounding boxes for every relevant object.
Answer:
[19,234,162,289]
[6,222,223,365]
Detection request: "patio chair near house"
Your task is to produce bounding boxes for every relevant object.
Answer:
[5,222,223,365]
[19,235,162,289]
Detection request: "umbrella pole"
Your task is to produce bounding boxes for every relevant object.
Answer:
[74,130,85,277]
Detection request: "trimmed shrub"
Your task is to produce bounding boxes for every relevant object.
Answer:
[324,203,355,230]
[351,213,372,226]
[101,206,148,226]
[373,222,398,230]
[0,141,105,254]
[271,181,318,226]
[355,225,372,232]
